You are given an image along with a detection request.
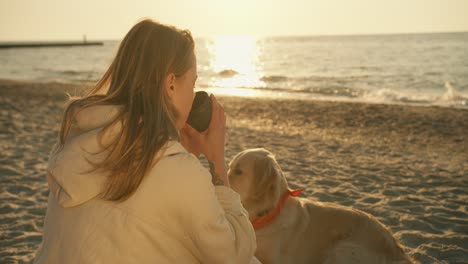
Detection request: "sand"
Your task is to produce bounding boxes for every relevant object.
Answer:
[0,79,467,263]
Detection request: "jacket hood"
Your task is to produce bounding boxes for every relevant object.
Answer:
[46,104,186,208]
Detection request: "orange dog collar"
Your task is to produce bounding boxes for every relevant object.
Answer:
[251,188,304,230]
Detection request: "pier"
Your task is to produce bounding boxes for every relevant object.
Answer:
[0,41,103,49]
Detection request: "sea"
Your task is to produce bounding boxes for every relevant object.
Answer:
[1,32,467,108]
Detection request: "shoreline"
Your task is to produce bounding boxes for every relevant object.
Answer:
[1,77,467,111]
[1,78,467,263]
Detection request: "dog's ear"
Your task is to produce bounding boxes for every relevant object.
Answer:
[228,150,244,168]
[251,153,283,205]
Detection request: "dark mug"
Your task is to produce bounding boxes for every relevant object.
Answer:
[187,91,212,132]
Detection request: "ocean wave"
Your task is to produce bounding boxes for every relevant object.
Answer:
[58,69,98,76]
[214,72,371,83]
[202,84,363,99]
[435,81,468,106]
[60,70,83,76]
[361,82,468,107]
[33,67,95,76]
[305,86,363,98]
[300,75,370,81]
[202,81,468,108]
[260,75,288,82]
[362,88,432,104]
[259,74,370,83]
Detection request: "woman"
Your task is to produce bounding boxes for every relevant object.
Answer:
[34,19,259,264]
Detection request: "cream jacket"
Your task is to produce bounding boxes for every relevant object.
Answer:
[34,105,260,264]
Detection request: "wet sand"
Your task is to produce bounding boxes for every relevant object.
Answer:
[1,79,467,263]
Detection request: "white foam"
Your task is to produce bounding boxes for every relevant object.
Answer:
[435,81,468,107]
[360,82,468,108]
[361,88,432,105]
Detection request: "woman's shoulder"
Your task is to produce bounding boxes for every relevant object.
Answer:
[149,141,211,184]
[122,141,212,214]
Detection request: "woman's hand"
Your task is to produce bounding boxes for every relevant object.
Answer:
[179,94,228,185]
[180,94,226,161]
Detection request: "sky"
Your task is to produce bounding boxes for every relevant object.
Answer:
[1,0,468,41]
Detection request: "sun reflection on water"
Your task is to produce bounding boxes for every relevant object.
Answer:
[207,35,265,96]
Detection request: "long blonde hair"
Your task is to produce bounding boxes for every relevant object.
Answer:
[57,19,195,202]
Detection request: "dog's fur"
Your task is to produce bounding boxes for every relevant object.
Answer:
[228,148,414,264]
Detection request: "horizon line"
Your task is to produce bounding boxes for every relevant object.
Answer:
[1,29,467,43]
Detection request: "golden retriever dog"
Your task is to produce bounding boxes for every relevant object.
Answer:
[228,148,414,264]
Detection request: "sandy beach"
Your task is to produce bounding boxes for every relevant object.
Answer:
[0,79,467,263]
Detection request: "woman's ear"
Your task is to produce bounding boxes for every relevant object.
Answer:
[165,73,176,98]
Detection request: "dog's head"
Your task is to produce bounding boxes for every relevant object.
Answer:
[228,148,290,219]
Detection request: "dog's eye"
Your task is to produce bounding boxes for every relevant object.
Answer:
[234,169,242,175]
